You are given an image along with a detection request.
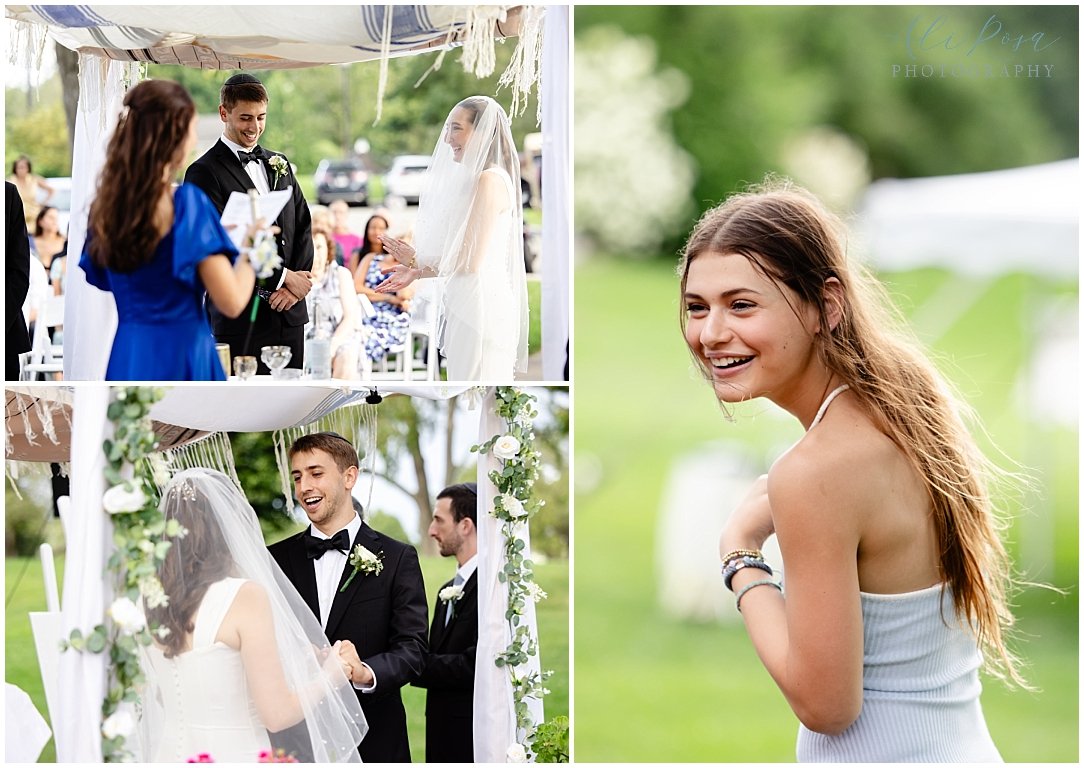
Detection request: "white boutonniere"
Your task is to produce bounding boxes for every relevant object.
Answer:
[340,544,384,592]
[438,584,465,604]
[267,154,289,188]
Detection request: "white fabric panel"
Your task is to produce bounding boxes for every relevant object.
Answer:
[63,56,134,380]
[56,386,111,762]
[541,5,570,381]
[473,388,544,761]
[6,683,52,763]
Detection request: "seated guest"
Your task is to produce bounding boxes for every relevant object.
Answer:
[354,219,412,366]
[329,200,364,273]
[305,225,362,379]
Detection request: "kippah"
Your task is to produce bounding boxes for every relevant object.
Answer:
[224,73,262,86]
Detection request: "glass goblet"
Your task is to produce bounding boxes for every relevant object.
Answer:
[261,345,293,379]
[233,356,257,380]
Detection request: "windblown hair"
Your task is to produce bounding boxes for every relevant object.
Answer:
[288,432,359,471]
[679,179,1025,686]
[437,482,478,525]
[149,482,234,659]
[87,79,195,273]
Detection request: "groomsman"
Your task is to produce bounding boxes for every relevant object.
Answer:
[269,432,428,762]
[413,483,480,762]
[185,73,313,373]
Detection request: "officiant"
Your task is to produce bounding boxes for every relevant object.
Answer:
[185,73,314,373]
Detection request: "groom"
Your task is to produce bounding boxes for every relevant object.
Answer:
[269,432,429,762]
[184,72,313,373]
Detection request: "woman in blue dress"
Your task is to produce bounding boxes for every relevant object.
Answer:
[79,79,257,380]
[353,217,413,365]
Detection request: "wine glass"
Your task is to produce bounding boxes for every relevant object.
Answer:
[261,345,292,379]
[233,356,257,380]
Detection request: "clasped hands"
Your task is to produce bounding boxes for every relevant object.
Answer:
[327,639,373,687]
[268,269,313,312]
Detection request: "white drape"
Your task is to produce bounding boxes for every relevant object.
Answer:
[473,388,544,761]
[541,5,570,381]
[63,56,134,380]
[55,386,111,761]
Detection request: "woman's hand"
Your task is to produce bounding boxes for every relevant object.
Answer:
[375,262,420,294]
[381,235,415,265]
[720,474,775,555]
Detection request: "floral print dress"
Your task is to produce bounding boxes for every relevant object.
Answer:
[361,253,411,362]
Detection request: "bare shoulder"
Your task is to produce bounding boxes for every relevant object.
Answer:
[233,579,271,613]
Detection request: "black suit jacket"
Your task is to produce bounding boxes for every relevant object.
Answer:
[413,570,478,762]
[184,139,313,335]
[269,523,429,763]
[6,182,32,379]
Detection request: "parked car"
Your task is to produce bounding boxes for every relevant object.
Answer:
[383,154,430,205]
[314,158,368,206]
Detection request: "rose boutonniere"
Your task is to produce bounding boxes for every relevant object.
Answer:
[438,584,465,604]
[266,154,288,188]
[267,154,289,188]
[340,544,384,592]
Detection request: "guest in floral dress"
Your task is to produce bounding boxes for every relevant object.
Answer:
[354,223,412,364]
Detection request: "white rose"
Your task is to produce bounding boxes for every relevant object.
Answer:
[101,710,135,740]
[506,743,528,763]
[102,484,146,514]
[439,584,465,603]
[500,495,528,519]
[108,597,146,635]
[493,434,522,461]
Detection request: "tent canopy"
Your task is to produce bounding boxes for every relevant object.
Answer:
[6,5,524,68]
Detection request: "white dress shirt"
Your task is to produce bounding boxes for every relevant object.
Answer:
[219,134,286,289]
[307,512,376,691]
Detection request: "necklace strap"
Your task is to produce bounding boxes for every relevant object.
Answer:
[810,384,850,429]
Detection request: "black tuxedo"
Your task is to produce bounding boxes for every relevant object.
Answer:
[6,182,32,380]
[184,139,313,372]
[269,522,429,762]
[413,570,478,762]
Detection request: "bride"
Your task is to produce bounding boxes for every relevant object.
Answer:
[139,469,367,762]
[376,96,528,381]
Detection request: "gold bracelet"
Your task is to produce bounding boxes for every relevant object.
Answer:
[721,548,763,568]
[408,254,417,270]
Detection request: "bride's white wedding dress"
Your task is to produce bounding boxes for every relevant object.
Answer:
[443,166,519,381]
[142,578,271,762]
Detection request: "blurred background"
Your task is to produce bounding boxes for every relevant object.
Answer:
[573,5,1077,762]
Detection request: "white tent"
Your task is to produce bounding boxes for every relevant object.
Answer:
[855,158,1079,277]
[6,4,570,381]
[6,384,551,762]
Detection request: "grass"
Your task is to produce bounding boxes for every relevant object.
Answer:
[5,554,568,763]
[573,256,1078,761]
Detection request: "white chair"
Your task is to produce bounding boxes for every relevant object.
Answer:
[402,303,440,381]
[21,294,65,380]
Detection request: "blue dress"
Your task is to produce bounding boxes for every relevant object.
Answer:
[79,184,238,380]
[361,253,411,362]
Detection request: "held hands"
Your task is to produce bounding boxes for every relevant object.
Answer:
[336,639,374,687]
[719,474,775,556]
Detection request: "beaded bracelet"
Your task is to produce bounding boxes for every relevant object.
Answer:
[721,548,763,569]
[722,555,773,591]
[735,579,782,613]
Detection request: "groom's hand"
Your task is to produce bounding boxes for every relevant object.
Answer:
[339,640,374,687]
[283,269,314,300]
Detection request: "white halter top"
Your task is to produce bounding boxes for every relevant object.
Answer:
[809,384,849,429]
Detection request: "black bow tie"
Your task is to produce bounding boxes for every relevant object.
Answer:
[305,529,350,559]
[237,147,265,165]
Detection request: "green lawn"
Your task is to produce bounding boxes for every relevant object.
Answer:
[5,554,568,763]
[573,256,1078,761]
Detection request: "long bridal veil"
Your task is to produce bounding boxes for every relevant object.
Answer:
[412,95,529,377]
[137,468,367,762]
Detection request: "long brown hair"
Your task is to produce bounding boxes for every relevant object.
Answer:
[148,480,234,658]
[87,79,195,272]
[679,179,1025,686]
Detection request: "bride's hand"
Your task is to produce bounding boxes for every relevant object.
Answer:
[381,235,415,264]
[375,262,418,294]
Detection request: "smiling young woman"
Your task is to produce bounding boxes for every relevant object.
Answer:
[679,180,1025,761]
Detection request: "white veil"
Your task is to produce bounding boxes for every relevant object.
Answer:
[138,468,367,763]
[412,95,529,375]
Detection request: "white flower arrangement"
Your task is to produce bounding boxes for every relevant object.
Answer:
[268,154,289,187]
[340,544,384,592]
[497,494,528,519]
[524,582,548,603]
[506,743,528,763]
[138,575,170,609]
[492,434,522,462]
[246,234,282,280]
[107,597,146,636]
[438,584,465,603]
[102,483,147,514]
[101,710,135,740]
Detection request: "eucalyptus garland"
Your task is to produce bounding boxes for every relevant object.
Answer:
[60,386,183,762]
[472,387,553,760]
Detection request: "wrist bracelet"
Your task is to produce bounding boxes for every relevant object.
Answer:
[721,548,763,568]
[735,579,782,613]
[722,555,772,592]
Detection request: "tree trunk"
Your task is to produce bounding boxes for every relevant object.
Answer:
[55,43,80,161]
[407,408,437,556]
